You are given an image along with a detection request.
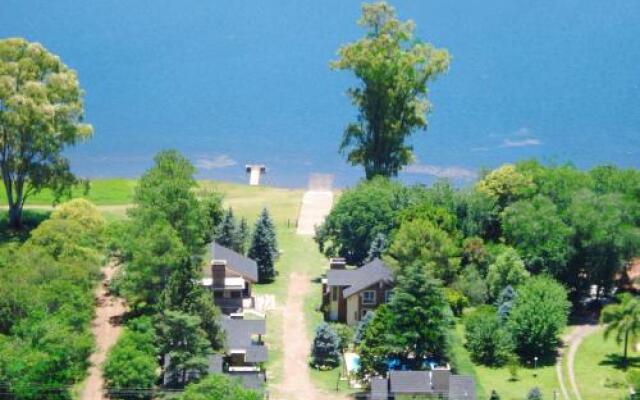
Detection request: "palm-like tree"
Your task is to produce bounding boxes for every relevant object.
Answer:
[601,293,640,363]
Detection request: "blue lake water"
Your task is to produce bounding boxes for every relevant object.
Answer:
[1,1,639,187]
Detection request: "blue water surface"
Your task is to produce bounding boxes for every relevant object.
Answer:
[1,1,639,187]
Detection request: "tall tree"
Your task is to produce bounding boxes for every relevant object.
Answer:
[216,207,239,249]
[248,208,278,283]
[501,195,574,277]
[177,374,261,400]
[130,150,206,254]
[388,218,460,284]
[316,177,410,265]
[387,263,450,364]
[600,293,640,363]
[236,217,251,254]
[486,247,529,301]
[158,311,212,388]
[331,2,450,178]
[0,38,93,228]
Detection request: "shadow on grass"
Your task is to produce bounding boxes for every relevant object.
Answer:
[599,353,640,370]
[0,209,50,245]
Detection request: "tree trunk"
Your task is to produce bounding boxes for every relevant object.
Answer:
[8,202,22,229]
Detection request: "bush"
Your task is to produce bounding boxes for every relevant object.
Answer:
[526,387,543,400]
[464,306,513,366]
[311,323,341,369]
[331,323,354,353]
[507,276,570,361]
[104,317,158,399]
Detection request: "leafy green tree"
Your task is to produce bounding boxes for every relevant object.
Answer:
[486,247,529,301]
[464,306,513,366]
[366,232,387,262]
[567,190,640,296]
[444,288,468,317]
[461,237,490,275]
[0,38,93,228]
[507,276,570,361]
[590,164,640,199]
[526,387,543,400]
[501,195,573,277]
[316,177,408,265]
[178,374,261,400]
[476,164,536,210]
[387,263,450,364]
[119,219,188,311]
[248,208,278,283]
[452,265,488,306]
[453,189,500,240]
[104,317,158,400]
[310,323,341,369]
[331,2,450,178]
[216,208,238,249]
[354,310,375,346]
[130,150,206,254]
[600,293,640,363]
[331,323,354,353]
[388,219,460,284]
[358,305,395,376]
[158,311,212,388]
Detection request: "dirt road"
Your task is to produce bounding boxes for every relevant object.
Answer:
[80,262,127,400]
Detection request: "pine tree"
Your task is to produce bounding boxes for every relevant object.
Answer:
[311,323,341,369]
[526,387,543,400]
[496,285,517,320]
[216,208,238,249]
[366,232,387,262]
[236,217,251,254]
[249,208,278,283]
[489,390,501,400]
[354,310,375,346]
[159,311,212,388]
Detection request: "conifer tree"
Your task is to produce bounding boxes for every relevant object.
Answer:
[216,208,238,249]
[354,310,375,346]
[496,285,517,320]
[249,208,278,283]
[526,387,542,400]
[489,390,501,400]
[236,217,251,254]
[311,323,341,369]
[366,232,387,262]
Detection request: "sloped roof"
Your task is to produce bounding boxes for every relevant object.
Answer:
[370,377,389,400]
[221,318,267,363]
[325,258,393,298]
[389,371,431,394]
[211,242,258,282]
[227,371,266,391]
[448,375,476,400]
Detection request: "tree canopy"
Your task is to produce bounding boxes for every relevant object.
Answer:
[332,2,450,178]
[0,38,93,228]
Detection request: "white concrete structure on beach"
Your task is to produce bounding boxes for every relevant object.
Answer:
[245,164,266,186]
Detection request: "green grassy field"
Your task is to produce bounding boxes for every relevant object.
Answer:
[451,323,562,400]
[573,326,635,400]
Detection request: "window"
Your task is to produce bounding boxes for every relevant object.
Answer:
[332,287,338,301]
[362,290,376,305]
[385,290,392,303]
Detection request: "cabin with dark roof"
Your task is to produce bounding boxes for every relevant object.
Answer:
[370,370,476,400]
[202,242,258,314]
[321,258,394,325]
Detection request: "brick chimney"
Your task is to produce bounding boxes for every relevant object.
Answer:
[211,260,227,288]
[329,257,346,270]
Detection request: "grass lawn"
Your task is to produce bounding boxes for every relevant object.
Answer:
[451,323,562,400]
[573,326,636,400]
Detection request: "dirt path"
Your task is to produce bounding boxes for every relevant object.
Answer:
[275,272,347,400]
[556,324,599,400]
[80,262,127,400]
[296,174,334,236]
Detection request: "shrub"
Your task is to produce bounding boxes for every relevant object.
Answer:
[311,323,341,369]
[464,306,513,366]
